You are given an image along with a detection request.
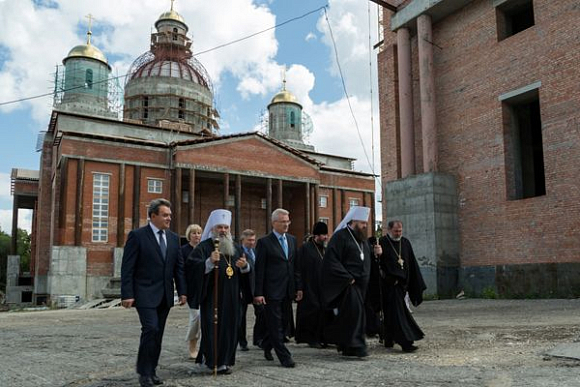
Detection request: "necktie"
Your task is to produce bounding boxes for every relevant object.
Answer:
[158,230,167,260]
[247,248,255,264]
[280,235,288,259]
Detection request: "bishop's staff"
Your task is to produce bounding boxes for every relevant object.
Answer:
[212,238,220,377]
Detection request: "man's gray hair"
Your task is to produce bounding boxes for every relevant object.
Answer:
[271,208,289,222]
[148,198,171,218]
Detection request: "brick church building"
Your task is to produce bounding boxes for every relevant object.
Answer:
[10,6,375,304]
[377,0,580,297]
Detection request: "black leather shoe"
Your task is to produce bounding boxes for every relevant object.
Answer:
[240,345,249,352]
[151,374,163,385]
[138,376,154,387]
[354,348,368,358]
[308,342,322,349]
[264,349,274,361]
[217,367,232,375]
[281,359,295,368]
[402,344,418,353]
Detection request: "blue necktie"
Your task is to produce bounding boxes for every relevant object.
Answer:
[246,248,255,264]
[279,235,288,259]
[158,230,166,260]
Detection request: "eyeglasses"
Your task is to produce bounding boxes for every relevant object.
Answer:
[275,220,291,225]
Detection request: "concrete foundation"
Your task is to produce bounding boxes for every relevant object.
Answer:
[47,246,87,301]
[461,262,580,298]
[6,256,34,304]
[385,172,460,298]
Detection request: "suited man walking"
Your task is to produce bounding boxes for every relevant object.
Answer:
[121,198,187,387]
[238,229,257,351]
[254,209,302,368]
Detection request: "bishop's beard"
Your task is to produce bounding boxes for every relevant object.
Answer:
[211,231,235,257]
[350,225,367,243]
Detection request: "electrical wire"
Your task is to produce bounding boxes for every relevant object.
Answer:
[0,4,329,107]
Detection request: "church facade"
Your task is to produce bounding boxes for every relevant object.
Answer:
[10,7,374,304]
[377,0,580,297]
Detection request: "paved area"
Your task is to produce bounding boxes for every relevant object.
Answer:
[1,299,580,387]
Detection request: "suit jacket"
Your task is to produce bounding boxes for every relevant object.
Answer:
[121,224,186,308]
[240,246,256,304]
[254,232,302,301]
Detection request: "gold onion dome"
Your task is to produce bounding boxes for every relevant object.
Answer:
[65,43,110,68]
[155,9,187,30]
[270,89,300,105]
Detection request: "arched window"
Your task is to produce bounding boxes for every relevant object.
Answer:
[85,69,93,89]
[290,111,295,128]
[173,27,178,41]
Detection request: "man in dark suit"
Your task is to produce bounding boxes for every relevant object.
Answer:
[238,229,257,351]
[121,198,187,387]
[254,208,302,368]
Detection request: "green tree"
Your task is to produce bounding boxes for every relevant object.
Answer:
[0,227,10,292]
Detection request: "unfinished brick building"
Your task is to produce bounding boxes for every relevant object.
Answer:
[377,0,580,297]
[11,7,374,304]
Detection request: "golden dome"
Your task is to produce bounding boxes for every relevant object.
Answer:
[65,43,110,68]
[156,9,187,28]
[270,89,300,105]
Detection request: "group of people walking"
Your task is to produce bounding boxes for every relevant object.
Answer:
[121,198,426,387]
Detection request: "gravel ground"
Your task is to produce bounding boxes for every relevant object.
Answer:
[1,298,580,387]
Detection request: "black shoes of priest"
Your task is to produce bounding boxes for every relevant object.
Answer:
[264,349,274,361]
[240,345,249,352]
[308,342,323,349]
[339,346,368,358]
[139,374,163,386]
[217,367,233,375]
[281,358,296,368]
[402,344,418,353]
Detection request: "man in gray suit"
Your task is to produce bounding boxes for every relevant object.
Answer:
[121,198,187,387]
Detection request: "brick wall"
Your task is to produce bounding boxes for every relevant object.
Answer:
[379,0,580,267]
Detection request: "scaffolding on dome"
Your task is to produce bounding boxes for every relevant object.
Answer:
[52,64,123,119]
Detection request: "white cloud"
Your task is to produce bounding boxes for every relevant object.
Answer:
[0,209,32,234]
[0,172,10,201]
[305,32,317,42]
[0,0,280,124]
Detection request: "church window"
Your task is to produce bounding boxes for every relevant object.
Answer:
[319,195,328,208]
[147,178,163,194]
[173,27,178,41]
[92,173,110,242]
[349,198,360,207]
[496,0,535,41]
[500,83,545,200]
[260,198,267,209]
[319,217,329,225]
[142,96,149,119]
[85,69,93,89]
[290,111,296,128]
[178,98,185,119]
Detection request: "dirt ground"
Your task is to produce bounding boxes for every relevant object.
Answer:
[1,298,580,387]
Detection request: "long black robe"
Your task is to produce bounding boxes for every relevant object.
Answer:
[373,235,426,347]
[188,238,251,368]
[295,238,326,344]
[320,227,371,351]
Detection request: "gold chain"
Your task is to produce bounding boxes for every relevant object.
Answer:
[386,237,404,269]
[224,255,234,279]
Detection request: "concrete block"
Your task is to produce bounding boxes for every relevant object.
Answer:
[48,246,87,300]
[386,172,460,298]
[113,248,124,277]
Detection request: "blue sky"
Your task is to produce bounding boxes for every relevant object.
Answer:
[0,0,382,233]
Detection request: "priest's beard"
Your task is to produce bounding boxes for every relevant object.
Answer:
[211,231,235,257]
[350,224,367,242]
[389,233,402,242]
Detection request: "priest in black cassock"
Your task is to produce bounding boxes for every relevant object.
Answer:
[320,206,382,357]
[187,209,252,375]
[295,221,329,348]
[373,220,426,352]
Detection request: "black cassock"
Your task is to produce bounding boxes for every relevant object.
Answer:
[295,238,326,345]
[188,238,252,368]
[320,227,371,351]
[370,235,426,348]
